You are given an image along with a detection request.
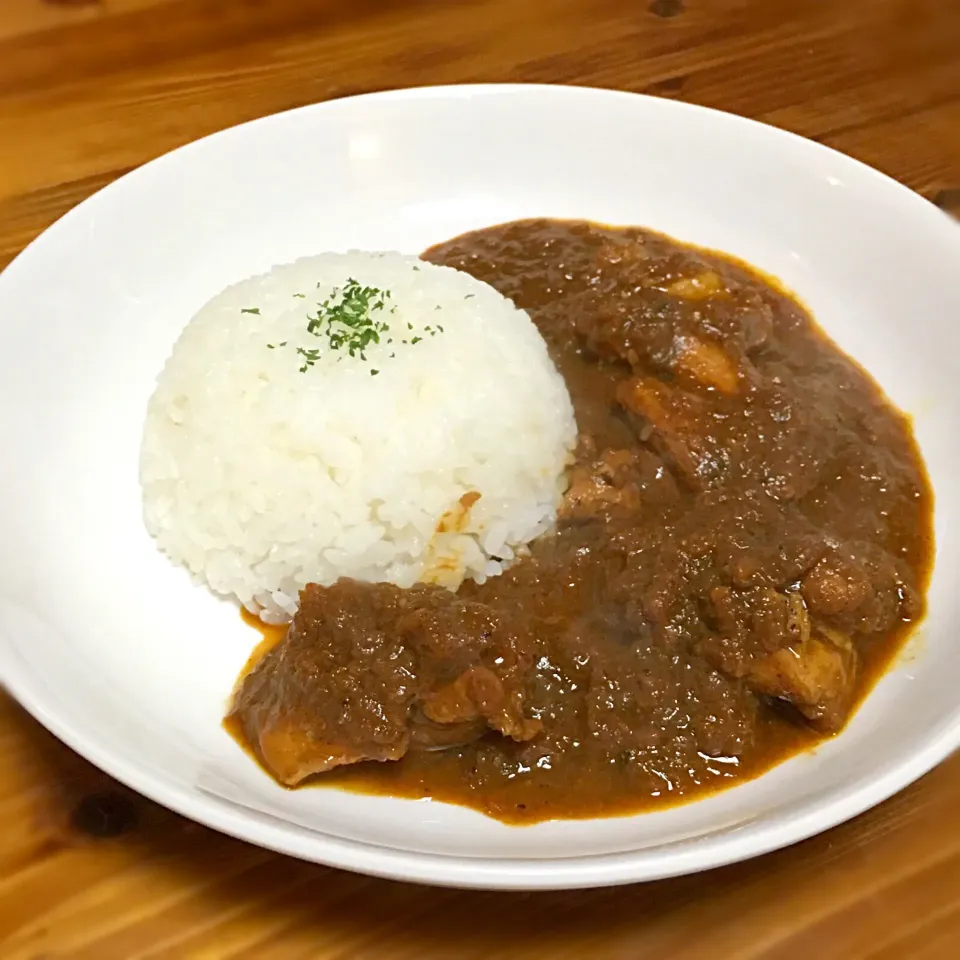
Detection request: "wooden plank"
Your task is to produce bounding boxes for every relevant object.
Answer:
[0,1,958,957]
[0,1,172,43]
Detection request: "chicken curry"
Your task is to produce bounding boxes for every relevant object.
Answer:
[226,219,933,824]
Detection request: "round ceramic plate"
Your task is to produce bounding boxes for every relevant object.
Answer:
[1,85,958,891]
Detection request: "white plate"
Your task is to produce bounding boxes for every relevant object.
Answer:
[1,84,959,891]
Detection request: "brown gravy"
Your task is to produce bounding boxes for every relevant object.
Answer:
[226,220,933,824]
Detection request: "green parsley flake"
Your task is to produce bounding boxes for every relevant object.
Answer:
[241,307,260,315]
[268,276,446,371]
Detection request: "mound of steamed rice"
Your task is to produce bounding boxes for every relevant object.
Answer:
[140,252,577,621]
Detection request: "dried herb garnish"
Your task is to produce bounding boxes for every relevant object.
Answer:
[268,275,444,370]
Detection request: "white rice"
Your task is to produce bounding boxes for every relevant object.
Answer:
[140,252,577,621]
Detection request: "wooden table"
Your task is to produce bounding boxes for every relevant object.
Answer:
[1,1,958,957]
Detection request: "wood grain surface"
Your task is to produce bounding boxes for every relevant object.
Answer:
[1,1,958,957]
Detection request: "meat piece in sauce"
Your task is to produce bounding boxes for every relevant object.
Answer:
[713,500,827,589]
[801,545,919,635]
[700,586,858,731]
[802,555,874,618]
[746,629,857,733]
[671,334,741,395]
[560,435,681,520]
[700,586,811,676]
[560,447,643,519]
[229,580,540,786]
[581,240,775,381]
[616,376,725,488]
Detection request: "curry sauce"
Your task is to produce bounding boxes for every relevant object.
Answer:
[226,220,933,824]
